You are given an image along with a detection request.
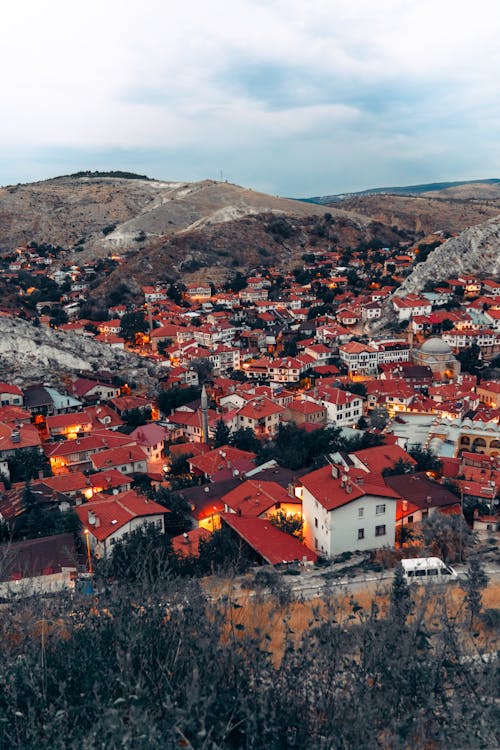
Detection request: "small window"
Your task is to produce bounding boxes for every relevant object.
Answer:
[314,517,318,528]
[358,528,364,540]
[375,524,386,537]
[428,569,438,576]
[415,569,426,577]
[376,504,386,515]
[358,507,364,518]
[407,515,414,524]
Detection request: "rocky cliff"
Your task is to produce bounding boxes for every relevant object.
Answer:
[396,216,500,295]
[0,316,159,386]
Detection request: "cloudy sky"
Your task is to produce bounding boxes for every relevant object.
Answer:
[1,0,499,196]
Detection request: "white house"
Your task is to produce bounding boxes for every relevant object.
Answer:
[299,463,399,557]
[75,490,168,558]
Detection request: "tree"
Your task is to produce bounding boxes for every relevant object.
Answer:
[370,406,389,430]
[230,428,261,453]
[119,311,148,343]
[213,419,230,448]
[269,510,303,540]
[382,459,415,477]
[100,524,172,583]
[408,447,442,474]
[122,407,151,428]
[390,564,412,626]
[461,555,489,627]
[189,357,213,384]
[422,513,472,563]
[157,386,201,415]
[8,448,50,483]
[395,524,416,548]
[457,343,482,376]
[49,307,68,327]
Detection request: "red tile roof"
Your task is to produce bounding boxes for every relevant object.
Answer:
[221,514,317,564]
[91,445,148,471]
[222,480,293,517]
[75,490,168,541]
[171,527,212,558]
[351,445,417,474]
[301,464,399,511]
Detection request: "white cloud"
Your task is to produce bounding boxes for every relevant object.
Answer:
[1,0,500,191]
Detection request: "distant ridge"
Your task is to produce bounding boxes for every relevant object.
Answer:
[304,178,500,204]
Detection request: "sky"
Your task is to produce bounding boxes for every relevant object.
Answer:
[1,0,500,197]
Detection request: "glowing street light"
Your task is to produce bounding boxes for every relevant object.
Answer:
[84,529,93,576]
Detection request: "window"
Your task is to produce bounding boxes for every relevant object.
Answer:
[358,528,364,540]
[376,504,386,515]
[314,517,318,528]
[407,515,414,524]
[375,525,386,537]
[358,507,364,518]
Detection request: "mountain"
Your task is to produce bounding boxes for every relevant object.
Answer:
[0,173,347,258]
[0,173,412,293]
[305,178,500,204]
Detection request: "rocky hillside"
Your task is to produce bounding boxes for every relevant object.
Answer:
[319,194,500,236]
[0,316,159,386]
[395,216,500,295]
[0,173,358,259]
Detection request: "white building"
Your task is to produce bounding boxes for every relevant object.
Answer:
[299,463,399,557]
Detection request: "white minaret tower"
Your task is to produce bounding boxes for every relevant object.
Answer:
[201,384,209,444]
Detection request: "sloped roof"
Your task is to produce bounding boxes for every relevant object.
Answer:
[75,490,168,541]
[221,514,317,564]
[0,533,78,581]
[221,480,292,517]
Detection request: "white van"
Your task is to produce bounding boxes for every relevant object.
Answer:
[400,557,457,583]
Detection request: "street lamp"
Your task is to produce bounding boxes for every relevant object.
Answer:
[84,529,93,576]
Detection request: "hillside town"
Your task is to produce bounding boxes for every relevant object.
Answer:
[0,233,499,593]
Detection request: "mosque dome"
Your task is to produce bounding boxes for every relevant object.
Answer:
[419,337,452,356]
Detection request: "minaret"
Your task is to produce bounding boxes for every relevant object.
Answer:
[201,384,209,444]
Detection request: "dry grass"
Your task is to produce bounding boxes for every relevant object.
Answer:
[211,579,500,664]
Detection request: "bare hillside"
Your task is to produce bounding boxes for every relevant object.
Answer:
[0,174,361,259]
[330,194,500,235]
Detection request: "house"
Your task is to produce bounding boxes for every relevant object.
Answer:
[0,383,23,407]
[171,527,212,558]
[338,342,378,376]
[221,479,301,519]
[90,445,148,475]
[220,513,317,565]
[299,463,400,557]
[129,423,168,465]
[72,378,121,403]
[304,386,364,427]
[188,445,256,482]
[45,412,93,440]
[75,490,168,558]
[236,398,284,438]
[284,399,327,427]
[0,423,42,461]
[45,431,135,475]
[23,385,82,417]
[384,473,461,526]
[0,533,78,598]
